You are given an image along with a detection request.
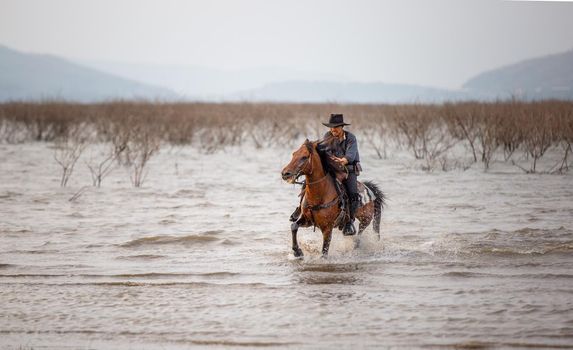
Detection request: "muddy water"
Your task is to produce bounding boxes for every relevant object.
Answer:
[1,143,572,349]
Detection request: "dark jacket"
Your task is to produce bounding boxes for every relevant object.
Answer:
[321,130,360,165]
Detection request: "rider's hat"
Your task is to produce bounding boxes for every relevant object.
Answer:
[322,113,350,128]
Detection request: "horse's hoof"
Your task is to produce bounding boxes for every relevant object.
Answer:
[293,248,304,258]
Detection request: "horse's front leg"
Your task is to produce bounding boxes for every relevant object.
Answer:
[291,221,304,258]
[321,226,333,257]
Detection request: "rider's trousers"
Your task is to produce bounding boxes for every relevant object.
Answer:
[343,171,359,220]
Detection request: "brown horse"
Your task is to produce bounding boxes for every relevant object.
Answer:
[281,139,385,257]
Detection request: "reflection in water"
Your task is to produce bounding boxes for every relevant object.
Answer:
[297,271,360,285]
[290,260,365,285]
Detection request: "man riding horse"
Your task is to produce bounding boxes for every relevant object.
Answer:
[291,113,362,236]
[282,116,385,257]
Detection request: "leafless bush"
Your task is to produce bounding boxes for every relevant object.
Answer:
[2,101,87,142]
[395,106,432,159]
[444,102,481,163]
[514,110,555,173]
[422,127,457,171]
[121,125,161,188]
[476,113,501,171]
[438,156,473,172]
[553,105,573,173]
[85,142,126,187]
[53,123,89,187]
[1,100,571,175]
[496,103,524,162]
[0,117,24,143]
[196,127,234,153]
[557,138,572,173]
[395,105,457,170]
[249,119,300,149]
[361,114,389,159]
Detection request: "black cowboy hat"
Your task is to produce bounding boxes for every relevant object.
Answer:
[322,113,351,128]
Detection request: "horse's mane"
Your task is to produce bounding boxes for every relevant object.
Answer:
[308,137,347,181]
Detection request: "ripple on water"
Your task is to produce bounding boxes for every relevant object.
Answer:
[0,191,22,200]
[119,230,226,248]
[115,254,167,261]
[425,226,573,257]
[168,189,205,198]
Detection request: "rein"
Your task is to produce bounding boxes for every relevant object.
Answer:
[293,144,323,185]
[306,174,328,185]
[294,173,327,186]
[294,144,314,184]
[297,142,340,212]
[306,196,339,212]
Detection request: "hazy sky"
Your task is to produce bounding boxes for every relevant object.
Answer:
[1,0,573,88]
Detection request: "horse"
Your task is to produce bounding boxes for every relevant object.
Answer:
[281,139,385,257]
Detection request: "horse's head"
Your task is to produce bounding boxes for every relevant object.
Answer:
[281,139,316,184]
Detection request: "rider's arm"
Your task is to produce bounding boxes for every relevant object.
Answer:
[344,133,358,164]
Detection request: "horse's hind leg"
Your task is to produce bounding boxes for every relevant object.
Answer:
[358,219,370,235]
[354,219,369,249]
[291,221,304,258]
[354,206,373,249]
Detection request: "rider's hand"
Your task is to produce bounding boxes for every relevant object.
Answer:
[330,156,348,165]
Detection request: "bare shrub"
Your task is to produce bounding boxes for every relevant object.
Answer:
[361,114,389,159]
[196,126,233,153]
[553,105,573,173]
[161,105,195,145]
[250,118,300,149]
[85,142,126,187]
[524,113,555,173]
[396,105,431,160]
[121,125,161,188]
[557,137,572,173]
[53,123,89,187]
[495,103,523,162]
[0,117,25,144]
[1,100,572,176]
[248,121,277,149]
[444,102,481,163]
[476,113,501,171]
[395,105,457,170]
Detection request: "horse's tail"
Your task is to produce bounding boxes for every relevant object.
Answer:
[363,180,386,236]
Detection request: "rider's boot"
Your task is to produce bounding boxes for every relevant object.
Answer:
[343,220,356,236]
[289,206,301,222]
[343,195,359,236]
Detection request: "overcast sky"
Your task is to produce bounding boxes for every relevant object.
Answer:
[1,0,572,89]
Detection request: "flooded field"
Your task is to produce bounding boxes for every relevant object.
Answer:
[1,142,572,349]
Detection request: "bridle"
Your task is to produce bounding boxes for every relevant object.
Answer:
[294,141,341,219]
[293,142,328,186]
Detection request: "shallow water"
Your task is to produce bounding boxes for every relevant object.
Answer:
[1,143,572,349]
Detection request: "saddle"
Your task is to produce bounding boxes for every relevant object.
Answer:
[293,176,356,230]
[290,137,365,229]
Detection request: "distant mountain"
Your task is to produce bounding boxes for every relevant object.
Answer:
[463,49,573,100]
[230,81,465,103]
[80,60,348,99]
[2,43,573,103]
[0,45,177,102]
[82,60,460,103]
[240,49,573,103]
